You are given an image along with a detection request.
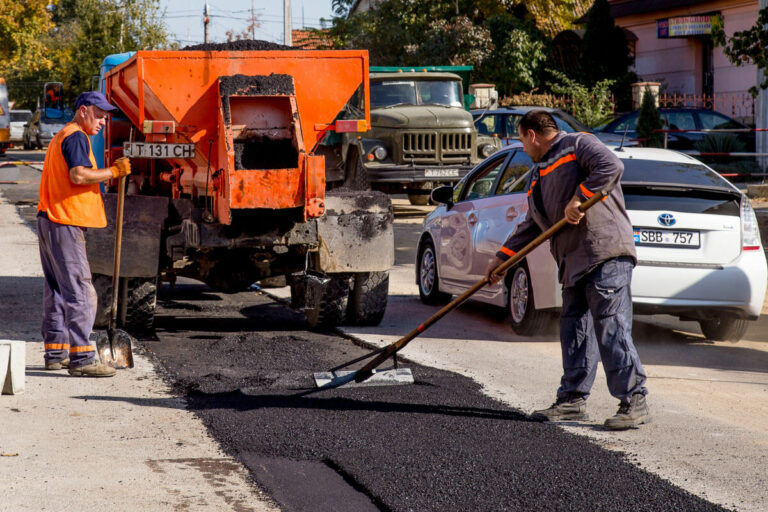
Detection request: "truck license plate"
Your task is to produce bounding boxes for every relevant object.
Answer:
[633,228,700,248]
[425,168,459,178]
[123,142,195,159]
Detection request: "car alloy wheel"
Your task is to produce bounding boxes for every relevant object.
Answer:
[509,266,530,325]
[417,239,451,305]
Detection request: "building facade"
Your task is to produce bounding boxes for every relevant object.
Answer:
[608,0,758,121]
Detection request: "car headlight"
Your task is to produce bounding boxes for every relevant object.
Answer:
[373,146,388,161]
[480,143,496,158]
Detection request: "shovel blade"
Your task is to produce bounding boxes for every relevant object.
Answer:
[313,368,414,389]
[95,329,135,369]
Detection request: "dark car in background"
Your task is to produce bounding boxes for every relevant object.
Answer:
[596,108,755,152]
[23,106,71,149]
[472,106,630,146]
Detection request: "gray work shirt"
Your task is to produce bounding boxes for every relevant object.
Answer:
[497,131,637,287]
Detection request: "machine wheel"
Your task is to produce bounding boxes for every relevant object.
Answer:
[343,148,369,190]
[347,271,389,326]
[305,274,350,329]
[125,277,158,333]
[92,273,113,329]
[698,317,749,342]
[507,262,550,336]
[417,239,451,305]
[407,193,430,206]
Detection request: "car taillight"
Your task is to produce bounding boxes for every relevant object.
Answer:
[741,199,762,251]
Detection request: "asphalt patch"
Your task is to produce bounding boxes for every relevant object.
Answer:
[146,286,730,512]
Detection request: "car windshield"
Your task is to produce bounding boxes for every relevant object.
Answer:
[621,158,734,191]
[371,80,463,108]
[11,111,31,122]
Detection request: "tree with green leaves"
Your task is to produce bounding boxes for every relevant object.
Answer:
[327,0,550,95]
[50,0,170,105]
[636,88,664,148]
[0,0,53,77]
[578,0,636,110]
[712,6,768,96]
[547,70,614,127]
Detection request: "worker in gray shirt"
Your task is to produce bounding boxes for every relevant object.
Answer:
[485,110,649,430]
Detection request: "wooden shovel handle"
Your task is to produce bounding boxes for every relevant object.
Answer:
[109,175,126,330]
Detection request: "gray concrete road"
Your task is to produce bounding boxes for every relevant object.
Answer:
[335,198,768,512]
[0,151,278,512]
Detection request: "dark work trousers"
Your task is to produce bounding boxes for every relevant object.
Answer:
[37,212,98,368]
[557,256,647,403]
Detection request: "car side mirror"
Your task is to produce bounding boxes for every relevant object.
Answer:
[431,185,454,208]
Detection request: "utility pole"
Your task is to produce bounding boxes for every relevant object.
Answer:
[251,0,255,39]
[284,0,292,46]
[203,1,210,44]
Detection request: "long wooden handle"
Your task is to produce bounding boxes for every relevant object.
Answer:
[353,189,608,383]
[109,175,126,330]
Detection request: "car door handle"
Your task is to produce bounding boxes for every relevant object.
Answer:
[467,213,478,226]
[506,207,517,220]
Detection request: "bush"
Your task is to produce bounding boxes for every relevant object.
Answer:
[636,88,664,147]
[546,70,615,128]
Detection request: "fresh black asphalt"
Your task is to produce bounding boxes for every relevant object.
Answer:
[142,282,730,512]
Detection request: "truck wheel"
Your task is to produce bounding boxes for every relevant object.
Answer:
[343,149,369,190]
[305,274,350,329]
[698,317,748,342]
[92,273,113,329]
[407,193,430,206]
[417,239,451,305]
[347,271,389,326]
[125,277,158,333]
[508,262,550,336]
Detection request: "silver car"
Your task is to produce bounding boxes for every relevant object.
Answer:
[417,143,766,342]
[23,107,70,149]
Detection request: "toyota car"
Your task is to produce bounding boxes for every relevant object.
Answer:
[416,143,766,342]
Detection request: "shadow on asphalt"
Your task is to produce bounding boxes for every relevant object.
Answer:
[73,391,531,423]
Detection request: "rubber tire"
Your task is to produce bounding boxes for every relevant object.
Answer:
[92,273,113,329]
[507,262,551,336]
[125,277,158,333]
[407,193,430,206]
[417,239,451,305]
[343,148,369,190]
[347,271,389,326]
[305,274,350,330]
[699,317,749,342]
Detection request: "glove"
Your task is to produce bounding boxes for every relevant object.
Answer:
[110,157,131,178]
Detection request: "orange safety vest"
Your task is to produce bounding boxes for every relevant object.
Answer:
[37,123,107,228]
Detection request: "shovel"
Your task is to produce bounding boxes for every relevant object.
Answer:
[339,189,610,386]
[95,173,135,369]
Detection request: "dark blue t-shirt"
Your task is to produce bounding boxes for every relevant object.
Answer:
[61,131,93,169]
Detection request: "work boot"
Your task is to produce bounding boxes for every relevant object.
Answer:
[45,358,70,370]
[531,396,588,422]
[68,361,116,378]
[604,394,651,431]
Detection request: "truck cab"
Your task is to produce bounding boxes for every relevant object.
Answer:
[340,70,500,205]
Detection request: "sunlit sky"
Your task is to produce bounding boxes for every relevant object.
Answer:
[159,0,336,46]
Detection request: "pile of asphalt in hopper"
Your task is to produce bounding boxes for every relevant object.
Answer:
[219,74,295,97]
[157,329,728,512]
[182,39,296,51]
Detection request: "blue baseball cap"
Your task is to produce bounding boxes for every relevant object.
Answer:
[74,91,118,112]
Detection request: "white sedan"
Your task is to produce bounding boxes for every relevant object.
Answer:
[416,143,767,342]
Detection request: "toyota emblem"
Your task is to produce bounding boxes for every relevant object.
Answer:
[657,213,676,227]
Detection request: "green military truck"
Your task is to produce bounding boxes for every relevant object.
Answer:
[326,66,500,205]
